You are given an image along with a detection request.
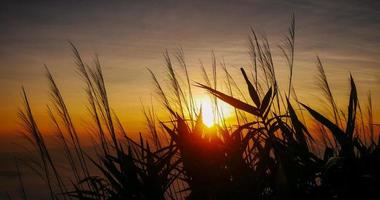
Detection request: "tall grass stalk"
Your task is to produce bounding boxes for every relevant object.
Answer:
[19,88,67,199]
[46,68,90,180]
[315,57,341,127]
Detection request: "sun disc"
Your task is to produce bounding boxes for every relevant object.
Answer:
[202,101,214,127]
[195,96,232,127]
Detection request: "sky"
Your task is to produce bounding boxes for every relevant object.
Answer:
[0,0,379,148]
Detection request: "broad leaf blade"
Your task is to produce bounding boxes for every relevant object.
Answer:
[241,68,260,107]
[260,87,272,114]
[196,82,260,116]
[346,75,357,139]
[301,103,346,146]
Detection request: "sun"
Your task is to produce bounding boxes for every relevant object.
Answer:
[200,98,214,127]
[195,96,233,127]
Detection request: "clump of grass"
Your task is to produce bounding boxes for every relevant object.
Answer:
[14,15,380,200]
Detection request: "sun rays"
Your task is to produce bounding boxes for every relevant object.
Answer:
[195,96,233,127]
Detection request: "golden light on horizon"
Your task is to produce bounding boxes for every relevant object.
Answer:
[195,96,233,127]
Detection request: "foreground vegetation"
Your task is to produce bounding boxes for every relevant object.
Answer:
[14,17,379,199]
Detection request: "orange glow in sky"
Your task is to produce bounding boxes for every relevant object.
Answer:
[0,0,379,145]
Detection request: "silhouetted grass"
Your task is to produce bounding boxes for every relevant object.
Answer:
[13,16,380,200]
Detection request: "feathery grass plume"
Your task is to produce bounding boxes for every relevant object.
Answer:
[262,35,286,114]
[18,87,67,199]
[46,67,90,180]
[315,57,341,127]
[86,85,109,153]
[248,27,258,89]
[72,42,120,153]
[70,43,109,153]
[279,13,296,99]
[175,48,196,123]
[47,105,81,183]
[249,27,269,88]
[90,56,120,152]
[164,50,188,119]
[249,28,285,114]
[261,36,277,86]
[148,68,172,112]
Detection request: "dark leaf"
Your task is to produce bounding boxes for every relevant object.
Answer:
[260,87,272,114]
[241,68,260,107]
[301,103,354,157]
[196,82,260,116]
[346,75,357,139]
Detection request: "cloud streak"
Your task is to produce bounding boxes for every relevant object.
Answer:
[0,0,379,134]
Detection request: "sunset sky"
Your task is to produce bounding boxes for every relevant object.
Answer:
[0,0,379,149]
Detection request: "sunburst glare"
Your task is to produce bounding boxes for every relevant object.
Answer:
[195,96,233,127]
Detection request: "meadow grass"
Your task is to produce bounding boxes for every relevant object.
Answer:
[13,16,380,200]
